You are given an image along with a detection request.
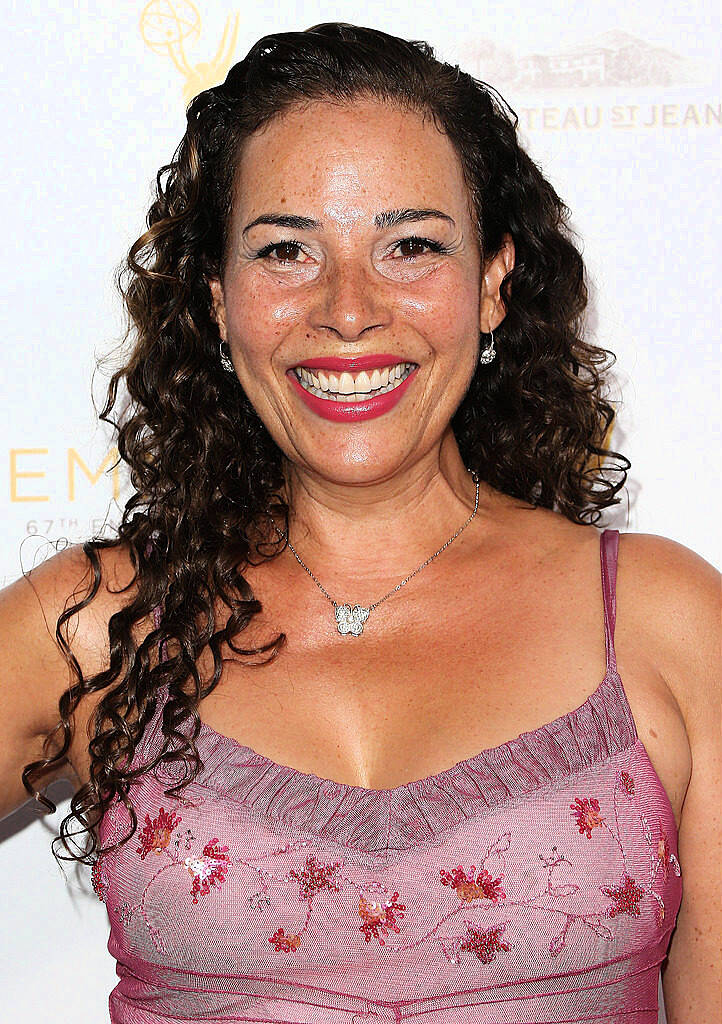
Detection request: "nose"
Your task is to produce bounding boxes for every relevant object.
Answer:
[308,256,391,342]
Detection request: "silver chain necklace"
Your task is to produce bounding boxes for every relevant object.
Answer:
[268,468,480,637]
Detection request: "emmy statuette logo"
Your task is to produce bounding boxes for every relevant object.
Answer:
[140,0,240,104]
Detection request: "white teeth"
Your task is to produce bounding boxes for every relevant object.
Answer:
[354,370,371,394]
[294,362,415,402]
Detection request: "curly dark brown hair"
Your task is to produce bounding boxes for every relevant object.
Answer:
[22,22,630,866]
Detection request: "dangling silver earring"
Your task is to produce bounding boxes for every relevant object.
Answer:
[219,339,235,373]
[479,329,496,365]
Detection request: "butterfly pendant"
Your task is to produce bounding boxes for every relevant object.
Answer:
[334,604,371,637]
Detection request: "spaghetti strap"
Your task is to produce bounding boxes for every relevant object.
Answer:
[600,528,619,674]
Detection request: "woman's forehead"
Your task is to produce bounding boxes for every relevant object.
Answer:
[234,98,468,223]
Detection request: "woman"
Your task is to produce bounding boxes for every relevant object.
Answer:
[0,21,718,1024]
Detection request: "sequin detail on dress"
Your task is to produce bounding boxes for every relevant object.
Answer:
[97,529,682,1023]
[136,807,181,859]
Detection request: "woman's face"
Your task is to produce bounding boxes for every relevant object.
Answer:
[209,96,512,486]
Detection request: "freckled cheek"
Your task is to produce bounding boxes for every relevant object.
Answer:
[225,286,301,373]
[398,282,480,358]
[247,271,306,324]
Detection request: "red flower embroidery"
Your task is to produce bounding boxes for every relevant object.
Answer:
[570,797,606,838]
[289,855,342,900]
[657,827,680,882]
[91,855,108,902]
[620,771,635,796]
[440,865,506,903]
[358,892,406,945]
[136,807,182,859]
[184,838,230,904]
[602,873,645,918]
[460,923,510,963]
[658,829,671,881]
[269,927,302,951]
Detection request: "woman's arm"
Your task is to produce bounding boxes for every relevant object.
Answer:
[630,535,721,1021]
[0,543,136,822]
[0,546,86,821]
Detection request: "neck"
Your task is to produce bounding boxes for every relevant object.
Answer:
[271,432,492,592]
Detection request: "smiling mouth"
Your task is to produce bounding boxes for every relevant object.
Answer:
[292,361,416,402]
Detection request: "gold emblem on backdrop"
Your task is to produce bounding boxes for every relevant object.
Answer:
[140,0,239,105]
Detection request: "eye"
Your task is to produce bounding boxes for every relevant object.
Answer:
[388,236,450,260]
[255,239,311,264]
[254,235,451,266]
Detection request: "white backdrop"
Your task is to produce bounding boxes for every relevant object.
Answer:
[0,1,719,1020]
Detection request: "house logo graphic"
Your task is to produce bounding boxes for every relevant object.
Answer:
[457,30,718,131]
[458,30,709,90]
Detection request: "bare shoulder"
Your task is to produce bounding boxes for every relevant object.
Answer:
[516,511,719,728]
[615,531,720,725]
[4,540,141,688]
[0,540,140,819]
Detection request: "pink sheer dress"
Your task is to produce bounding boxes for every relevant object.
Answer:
[93,528,682,1022]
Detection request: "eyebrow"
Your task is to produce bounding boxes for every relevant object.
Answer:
[241,207,455,236]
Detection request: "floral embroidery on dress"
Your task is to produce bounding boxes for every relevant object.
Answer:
[601,872,645,918]
[358,892,407,945]
[537,846,580,899]
[185,839,230,904]
[521,844,611,957]
[269,927,302,951]
[620,771,635,796]
[624,779,682,930]
[439,865,506,903]
[289,854,342,900]
[656,827,680,883]
[100,800,231,951]
[647,821,681,925]
[255,774,679,962]
[570,797,606,838]
[99,761,681,969]
[252,834,409,953]
[137,807,182,859]
[439,921,512,965]
[460,923,510,963]
[264,852,346,951]
[91,854,109,902]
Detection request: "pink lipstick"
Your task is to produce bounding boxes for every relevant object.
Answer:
[292,353,406,373]
[287,363,419,422]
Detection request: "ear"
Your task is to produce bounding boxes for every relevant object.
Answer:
[479,233,515,334]
[208,277,227,342]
